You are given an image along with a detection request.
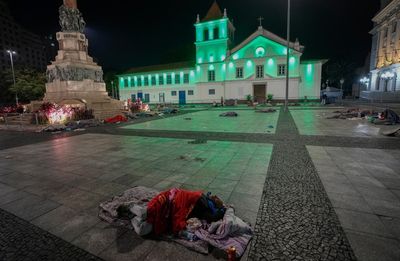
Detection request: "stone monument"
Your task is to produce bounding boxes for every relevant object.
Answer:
[42,0,123,119]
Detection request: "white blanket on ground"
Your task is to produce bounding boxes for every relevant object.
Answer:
[194,208,253,257]
[98,186,158,235]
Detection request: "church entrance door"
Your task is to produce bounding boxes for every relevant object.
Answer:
[253,84,266,103]
[179,91,186,105]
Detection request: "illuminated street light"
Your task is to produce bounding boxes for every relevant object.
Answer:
[380,71,395,93]
[359,77,370,98]
[359,77,370,86]
[6,50,18,106]
[284,0,291,112]
[380,71,395,80]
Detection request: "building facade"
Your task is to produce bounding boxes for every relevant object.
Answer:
[0,0,50,72]
[364,0,400,101]
[118,2,324,104]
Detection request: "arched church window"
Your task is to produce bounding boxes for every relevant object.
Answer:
[213,28,219,39]
[204,29,209,41]
[255,47,265,57]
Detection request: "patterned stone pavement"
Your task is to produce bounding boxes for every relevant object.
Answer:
[0,208,101,261]
[248,109,356,260]
[1,106,400,261]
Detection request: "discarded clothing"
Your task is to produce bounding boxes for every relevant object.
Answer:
[219,112,238,117]
[147,188,203,235]
[104,115,128,123]
[255,108,277,113]
[41,124,66,132]
[162,108,178,114]
[188,139,207,144]
[194,207,253,258]
[77,119,101,128]
[177,155,206,162]
[328,108,377,120]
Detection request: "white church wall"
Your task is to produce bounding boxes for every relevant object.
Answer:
[299,62,322,100]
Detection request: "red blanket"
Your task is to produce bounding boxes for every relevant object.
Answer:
[104,115,127,123]
[147,188,202,235]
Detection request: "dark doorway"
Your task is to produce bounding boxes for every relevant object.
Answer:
[253,84,266,103]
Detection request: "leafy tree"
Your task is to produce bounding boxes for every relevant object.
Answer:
[0,68,46,103]
[0,68,15,104]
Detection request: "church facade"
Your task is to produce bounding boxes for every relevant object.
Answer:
[118,2,324,104]
[362,0,400,101]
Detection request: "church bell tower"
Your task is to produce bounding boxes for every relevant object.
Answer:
[194,1,235,65]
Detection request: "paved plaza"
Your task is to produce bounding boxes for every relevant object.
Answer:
[1,106,400,260]
[123,109,280,134]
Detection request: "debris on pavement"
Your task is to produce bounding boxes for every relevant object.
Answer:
[188,139,207,144]
[327,108,376,120]
[219,112,238,117]
[73,128,86,132]
[161,108,179,114]
[255,108,277,113]
[382,127,400,137]
[41,124,67,132]
[177,155,206,162]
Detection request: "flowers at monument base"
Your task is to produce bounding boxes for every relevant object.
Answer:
[130,99,150,113]
[34,102,95,125]
[36,102,73,124]
[47,106,74,124]
[0,105,25,114]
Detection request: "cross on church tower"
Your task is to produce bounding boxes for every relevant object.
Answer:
[258,16,264,27]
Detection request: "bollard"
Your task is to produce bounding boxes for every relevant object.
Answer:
[35,113,39,125]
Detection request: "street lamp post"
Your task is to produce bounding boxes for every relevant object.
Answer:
[284,0,291,112]
[340,78,345,99]
[7,50,18,105]
[111,80,115,99]
[359,77,370,99]
[113,80,119,100]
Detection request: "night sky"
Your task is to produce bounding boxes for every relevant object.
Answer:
[5,0,380,72]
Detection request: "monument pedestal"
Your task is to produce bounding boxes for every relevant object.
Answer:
[42,31,123,119]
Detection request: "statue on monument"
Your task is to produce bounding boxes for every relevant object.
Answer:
[63,0,77,9]
[41,0,123,119]
[59,0,85,33]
